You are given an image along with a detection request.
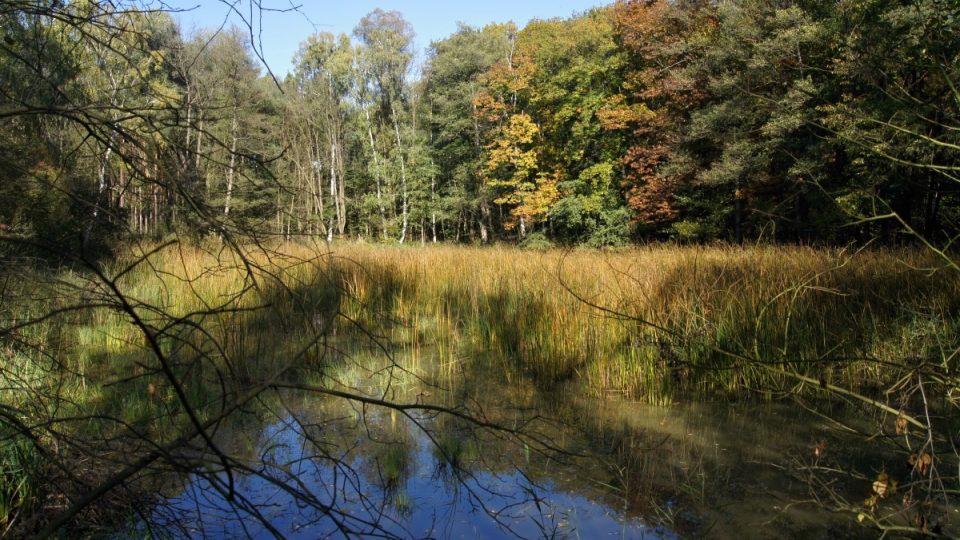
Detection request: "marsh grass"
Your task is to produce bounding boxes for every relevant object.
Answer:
[328,243,959,403]
[0,433,40,534]
[0,240,956,532]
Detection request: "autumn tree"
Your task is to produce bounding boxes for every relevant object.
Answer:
[522,9,632,246]
[482,113,550,236]
[609,0,707,238]
[423,23,514,242]
[474,8,630,244]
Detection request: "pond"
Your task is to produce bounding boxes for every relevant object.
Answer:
[137,350,909,539]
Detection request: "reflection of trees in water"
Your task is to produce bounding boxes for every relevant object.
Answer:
[128,281,946,540]
[141,372,644,539]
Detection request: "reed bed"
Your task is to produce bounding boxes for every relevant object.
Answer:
[1,240,957,532]
[327,243,960,402]
[3,240,955,420]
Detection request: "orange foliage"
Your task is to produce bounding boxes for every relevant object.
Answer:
[624,144,678,224]
[472,92,506,124]
[613,0,713,227]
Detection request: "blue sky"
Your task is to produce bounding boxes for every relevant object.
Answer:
[162,1,608,76]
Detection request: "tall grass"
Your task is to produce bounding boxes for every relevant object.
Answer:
[3,240,955,427]
[0,240,956,532]
[0,433,40,535]
[328,243,960,402]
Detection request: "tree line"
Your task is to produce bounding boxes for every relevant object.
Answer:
[1,0,957,254]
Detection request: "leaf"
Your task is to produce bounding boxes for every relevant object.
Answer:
[814,440,826,459]
[895,413,908,435]
[872,472,891,498]
[909,452,933,476]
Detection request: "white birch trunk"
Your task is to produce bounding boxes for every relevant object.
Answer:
[364,108,387,240]
[224,115,238,216]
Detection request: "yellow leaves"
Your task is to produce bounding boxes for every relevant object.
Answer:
[909,452,933,476]
[483,113,553,231]
[484,113,540,186]
[895,413,909,435]
[516,174,559,221]
[597,95,655,130]
[503,113,539,145]
[871,471,896,498]
[864,471,898,513]
[497,173,558,231]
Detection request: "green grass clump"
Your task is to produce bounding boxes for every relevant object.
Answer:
[0,432,41,532]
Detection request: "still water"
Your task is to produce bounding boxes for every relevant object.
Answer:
[140,353,897,539]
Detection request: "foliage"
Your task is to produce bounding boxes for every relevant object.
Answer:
[2,1,955,248]
[2,1,960,536]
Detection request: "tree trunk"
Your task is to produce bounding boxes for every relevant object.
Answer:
[392,110,409,244]
[85,144,113,248]
[364,108,387,240]
[185,85,193,149]
[313,138,326,237]
[292,161,303,237]
[152,183,159,233]
[330,141,346,239]
[334,139,346,237]
[479,200,491,244]
[195,113,204,169]
[329,142,338,242]
[95,146,112,219]
[224,115,238,217]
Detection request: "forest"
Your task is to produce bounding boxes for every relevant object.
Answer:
[1,0,957,250]
[1,0,959,538]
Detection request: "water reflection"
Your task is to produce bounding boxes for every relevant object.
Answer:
[149,394,668,539]
[564,397,878,539]
[141,351,885,539]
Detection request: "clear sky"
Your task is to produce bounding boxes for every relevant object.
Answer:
[162,0,608,76]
